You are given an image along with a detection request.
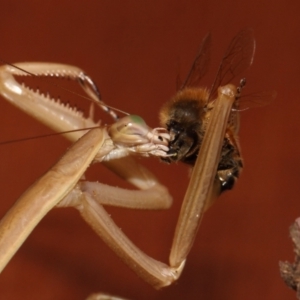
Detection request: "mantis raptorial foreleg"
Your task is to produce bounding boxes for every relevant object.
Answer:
[0,127,108,273]
[0,62,235,290]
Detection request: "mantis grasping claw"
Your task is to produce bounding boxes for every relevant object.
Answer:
[0,29,257,296]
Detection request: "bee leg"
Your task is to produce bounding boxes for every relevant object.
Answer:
[217,169,237,191]
[217,137,243,192]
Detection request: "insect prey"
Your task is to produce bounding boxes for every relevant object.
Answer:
[159,28,256,192]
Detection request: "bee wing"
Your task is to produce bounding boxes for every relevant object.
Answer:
[208,28,256,101]
[179,32,212,90]
[238,90,277,110]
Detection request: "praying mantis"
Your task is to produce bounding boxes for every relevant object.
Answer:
[0,29,258,298]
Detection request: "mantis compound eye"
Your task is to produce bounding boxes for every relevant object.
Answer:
[108,115,154,146]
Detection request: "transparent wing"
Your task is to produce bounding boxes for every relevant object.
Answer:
[209,28,256,100]
[180,32,212,90]
[238,90,277,110]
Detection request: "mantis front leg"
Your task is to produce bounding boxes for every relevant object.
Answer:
[0,61,235,290]
[0,84,234,289]
[0,127,108,272]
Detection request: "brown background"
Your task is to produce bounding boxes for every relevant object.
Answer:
[0,1,299,299]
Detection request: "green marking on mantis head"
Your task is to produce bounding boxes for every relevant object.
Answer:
[128,115,146,126]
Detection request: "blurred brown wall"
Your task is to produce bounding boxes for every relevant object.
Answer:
[0,1,299,299]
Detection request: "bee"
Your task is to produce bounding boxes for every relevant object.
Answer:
[159,29,256,192]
